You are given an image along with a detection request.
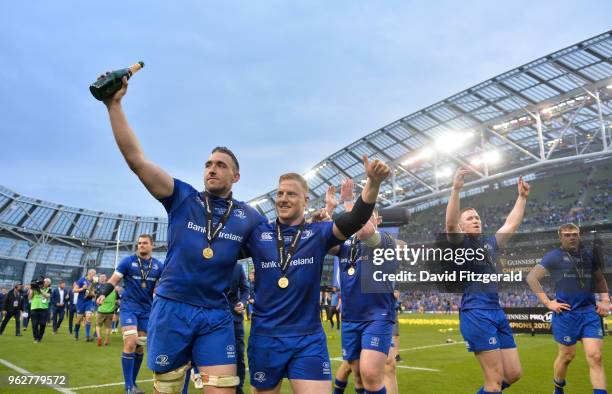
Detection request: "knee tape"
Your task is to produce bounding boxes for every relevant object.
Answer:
[153,364,189,393]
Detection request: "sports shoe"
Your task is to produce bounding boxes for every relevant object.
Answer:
[97,337,102,346]
[133,385,145,394]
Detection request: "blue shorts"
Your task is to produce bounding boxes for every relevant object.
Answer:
[147,296,236,373]
[552,310,603,346]
[76,300,94,315]
[248,330,331,389]
[341,320,393,361]
[120,309,149,332]
[460,309,516,353]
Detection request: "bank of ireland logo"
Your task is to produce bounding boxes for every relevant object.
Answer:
[322,362,331,375]
[254,372,266,382]
[342,348,347,357]
[598,329,603,337]
[370,336,380,347]
[488,337,497,345]
[155,355,169,366]
[563,336,571,343]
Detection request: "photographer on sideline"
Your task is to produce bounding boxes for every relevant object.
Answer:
[28,277,51,343]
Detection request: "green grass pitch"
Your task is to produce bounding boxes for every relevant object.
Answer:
[0,314,610,393]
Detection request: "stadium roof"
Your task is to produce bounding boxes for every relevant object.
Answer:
[1,30,611,247]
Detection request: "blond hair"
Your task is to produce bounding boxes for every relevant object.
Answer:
[279,173,309,195]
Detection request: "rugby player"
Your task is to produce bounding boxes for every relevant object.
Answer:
[245,156,389,394]
[73,268,96,342]
[326,179,398,394]
[526,223,609,394]
[445,169,529,394]
[99,76,265,393]
[97,234,164,394]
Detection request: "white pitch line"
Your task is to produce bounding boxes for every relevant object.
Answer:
[399,341,465,352]
[330,357,440,372]
[70,378,153,391]
[0,358,75,394]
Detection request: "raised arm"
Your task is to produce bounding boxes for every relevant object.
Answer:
[495,176,530,248]
[332,156,390,240]
[102,76,173,199]
[445,169,468,244]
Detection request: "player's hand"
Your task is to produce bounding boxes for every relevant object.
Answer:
[363,155,390,185]
[546,299,571,313]
[311,208,332,222]
[518,176,530,198]
[100,73,128,108]
[340,178,355,203]
[596,300,610,317]
[233,302,245,314]
[452,168,469,191]
[96,295,106,305]
[325,185,338,210]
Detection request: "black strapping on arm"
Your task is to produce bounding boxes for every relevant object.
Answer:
[333,196,376,238]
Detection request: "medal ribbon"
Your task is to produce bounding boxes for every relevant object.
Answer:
[565,250,585,288]
[348,235,359,271]
[201,191,235,248]
[275,219,305,277]
[137,257,152,286]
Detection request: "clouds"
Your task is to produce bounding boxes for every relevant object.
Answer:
[1,1,611,216]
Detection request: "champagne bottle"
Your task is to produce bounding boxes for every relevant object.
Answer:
[89,61,144,101]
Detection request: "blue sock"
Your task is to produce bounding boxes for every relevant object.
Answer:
[132,352,144,385]
[477,389,502,394]
[356,388,365,394]
[182,368,191,394]
[501,381,510,390]
[111,321,116,330]
[121,352,135,390]
[365,387,386,394]
[74,324,80,338]
[334,378,348,394]
[85,323,91,338]
[593,390,607,394]
[554,379,566,394]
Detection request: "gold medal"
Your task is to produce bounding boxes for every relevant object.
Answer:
[347,267,356,276]
[141,281,147,289]
[203,247,214,259]
[278,277,289,289]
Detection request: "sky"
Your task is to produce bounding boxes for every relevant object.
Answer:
[1,1,611,217]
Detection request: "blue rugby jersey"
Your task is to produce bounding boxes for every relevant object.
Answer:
[337,232,396,322]
[540,247,598,312]
[458,235,501,311]
[75,277,92,304]
[246,221,343,336]
[115,255,164,312]
[156,178,265,308]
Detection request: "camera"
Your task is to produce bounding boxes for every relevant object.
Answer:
[30,276,45,291]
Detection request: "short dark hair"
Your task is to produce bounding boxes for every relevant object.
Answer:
[138,234,154,244]
[212,146,240,171]
[460,207,477,215]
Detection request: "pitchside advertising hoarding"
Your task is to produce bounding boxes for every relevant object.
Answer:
[504,307,553,333]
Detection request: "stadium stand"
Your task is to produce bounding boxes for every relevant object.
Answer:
[0,32,610,310]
